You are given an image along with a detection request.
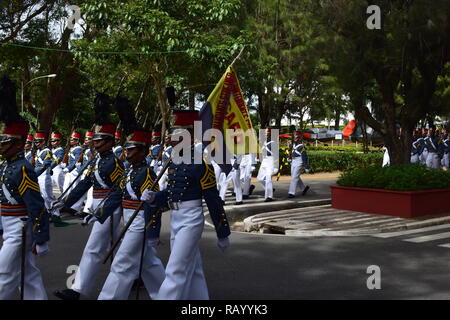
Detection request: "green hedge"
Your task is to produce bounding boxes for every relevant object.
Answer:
[337,164,450,191]
[274,147,383,174]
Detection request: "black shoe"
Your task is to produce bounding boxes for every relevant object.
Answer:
[302,186,310,196]
[264,198,274,202]
[288,194,295,198]
[249,185,255,196]
[234,201,243,205]
[53,289,80,300]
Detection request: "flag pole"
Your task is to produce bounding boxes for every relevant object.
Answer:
[230,46,245,67]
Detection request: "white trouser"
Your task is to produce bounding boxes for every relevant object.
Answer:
[0,216,47,300]
[156,202,208,300]
[52,166,65,194]
[257,156,274,199]
[410,153,419,164]
[69,172,89,212]
[63,169,80,194]
[288,157,307,196]
[98,208,165,300]
[219,170,242,202]
[83,188,94,213]
[441,153,449,168]
[38,172,58,216]
[71,199,122,297]
[426,152,441,169]
[240,163,253,196]
[211,161,222,189]
[420,151,428,165]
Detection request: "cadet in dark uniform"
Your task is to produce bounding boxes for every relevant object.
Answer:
[141,110,230,300]
[53,94,124,300]
[0,75,50,299]
[99,128,165,300]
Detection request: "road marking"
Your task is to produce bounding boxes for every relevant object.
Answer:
[373,223,450,238]
[404,231,450,243]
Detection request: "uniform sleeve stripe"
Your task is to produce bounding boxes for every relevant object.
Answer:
[18,167,40,195]
[200,160,216,190]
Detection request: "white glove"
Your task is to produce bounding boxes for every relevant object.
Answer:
[141,189,156,203]
[60,163,67,169]
[63,168,69,173]
[217,237,230,252]
[33,242,49,256]
[147,238,160,248]
[82,214,97,226]
[51,201,65,212]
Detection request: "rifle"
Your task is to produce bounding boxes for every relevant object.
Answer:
[62,114,79,165]
[102,159,171,264]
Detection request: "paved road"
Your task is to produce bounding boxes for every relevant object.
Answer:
[4,176,450,300]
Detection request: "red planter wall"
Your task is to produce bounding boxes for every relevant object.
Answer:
[331,185,450,218]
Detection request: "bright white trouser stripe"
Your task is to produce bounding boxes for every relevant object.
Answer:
[156,205,208,300]
[0,216,47,300]
[71,199,122,297]
[98,209,165,300]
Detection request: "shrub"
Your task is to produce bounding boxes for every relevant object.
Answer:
[337,164,450,191]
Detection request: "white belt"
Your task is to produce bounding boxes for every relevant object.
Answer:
[168,199,202,210]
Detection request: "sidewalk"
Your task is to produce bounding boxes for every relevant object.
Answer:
[215,173,450,237]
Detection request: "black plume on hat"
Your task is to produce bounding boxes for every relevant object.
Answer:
[115,96,142,136]
[166,86,176,107]
[0,75,24,125]
[93,92,111,125]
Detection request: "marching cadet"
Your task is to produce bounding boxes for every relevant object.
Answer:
[50,132,65,193]
[424,128,443,169]
[410,130,423,164]
[53,94,124,300]
[113,131,123,159]
[240,153,256,200]
[147,130,162,172]
[218,154,243,205]
[98,120,165,300]
[420,128,429,165]
[141,110,230,300]
[24,134,33,163]
[34,131,60,219]
[61,131,83,193]
[257,128,277,202]
[0,75,50,299]
[288,130,310,198]
[441,130,449,169]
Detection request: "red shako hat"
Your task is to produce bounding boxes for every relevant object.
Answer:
[93,123,116,140]
[51,132,62,141]
[125,130,151,149]
[71,131,82,140]
[34,131,47,140]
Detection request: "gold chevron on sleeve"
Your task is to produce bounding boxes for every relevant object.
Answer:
[200,160,216,190]
[18,166,41,195]
[110,159,124,183]
[140,168,159,193]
